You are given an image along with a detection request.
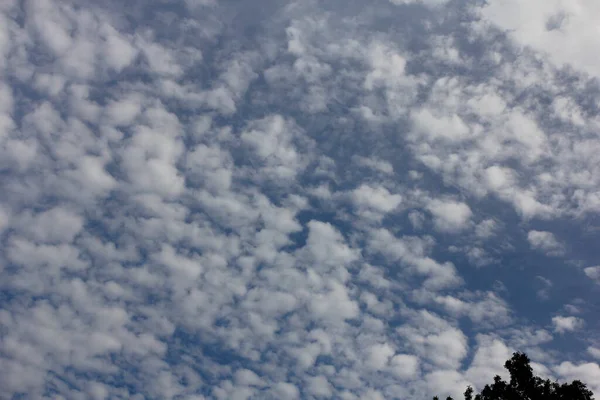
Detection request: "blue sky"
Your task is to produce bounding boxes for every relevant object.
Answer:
[0,0,600,399]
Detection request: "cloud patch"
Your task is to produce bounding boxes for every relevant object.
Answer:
[552,316,585,334]
[527,230,565,256]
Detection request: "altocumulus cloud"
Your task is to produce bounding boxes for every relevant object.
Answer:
[0,0,599,399]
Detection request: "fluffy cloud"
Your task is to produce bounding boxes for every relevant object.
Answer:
[527,230,565,256]
[397,311,468,369]
[552,316,585,334]
[588,347,600,360]
[466,336,512,390]
[555,361,600,395]
[1,0,599,398]
[425,370,473,400]
[352,184,402,213]
[479,0,600,78]
[433,292,512,328]
[389,354,420,380]
[584,266,600,284]
[427,199,473,233]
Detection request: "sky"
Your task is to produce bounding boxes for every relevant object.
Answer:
[0,0,600,399]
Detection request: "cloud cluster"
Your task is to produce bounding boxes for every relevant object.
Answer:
[0,0,599,399]
[480,0,600,78]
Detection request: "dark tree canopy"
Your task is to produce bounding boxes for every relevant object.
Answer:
[433,352,595,400]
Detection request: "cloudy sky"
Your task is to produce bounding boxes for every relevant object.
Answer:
[1,0,600,399]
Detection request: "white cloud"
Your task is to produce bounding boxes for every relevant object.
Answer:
[18,207,84,244]
[305,220,359,270]
[552,316,585,333]
[398,310,468,369]
[434,292,512,328]
[483,165,516,193]
[527,230,565,256]
[103,94,144,127]
[408,210,425,230]
[427,199,473,233]
[241,115,313,181]
[351,184,402,221]
[389,354,420,380]
[310,280,359,324]
[411,108,471,142]
[353,156,394,175]
[535,276,553,300]
[365,342,396,370]
[479,0,600,78]
[465,336,511,390]
[368,229,462,289]
[138,38,184,78]
[425,370,472,400]
[306,375,333,398]
[555,361,600,395]
[26,0,72,57]
[587,346,600,360]
[271,382,300,400]
[99,23,138,73]
[0,13,10,69]
[120,122,185,197]
[1,0,599,398]
[584,266,600,284]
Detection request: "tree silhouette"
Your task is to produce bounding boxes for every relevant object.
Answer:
[432,352,595,400]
